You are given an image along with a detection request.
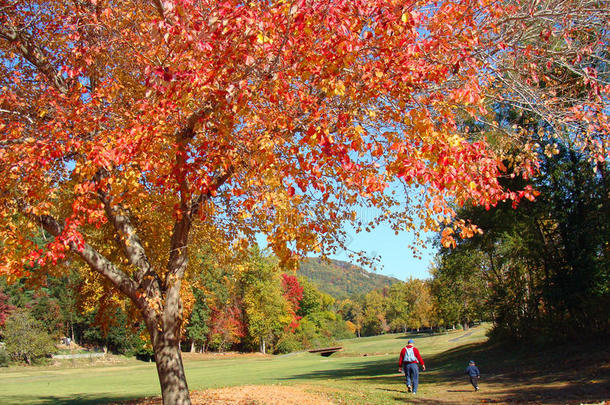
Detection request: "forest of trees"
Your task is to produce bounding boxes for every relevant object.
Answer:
[0,247,490,366]
[433,136,609,343]
[0,249,356,364]
[0,253,489,369]
[3,153,608,364]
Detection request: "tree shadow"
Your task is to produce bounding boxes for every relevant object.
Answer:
[376,387,405,394]
[278,357,396,382]
[389,395,469,404]
[281,339,610,404]
[0,393,146,405]
[483,384,610,404]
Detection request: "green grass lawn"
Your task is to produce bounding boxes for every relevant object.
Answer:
[1,324,608,404]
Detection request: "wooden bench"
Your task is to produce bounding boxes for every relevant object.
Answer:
[308,346,343,357]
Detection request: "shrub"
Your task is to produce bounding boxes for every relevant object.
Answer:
[274,336,302,354]
[2,309,56,365]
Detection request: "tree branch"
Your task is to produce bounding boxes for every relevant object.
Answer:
[97,185,163,296]
[165,166,234,289]
[152,0,166,19]
[0,24,70,94]
[33,213,141,303]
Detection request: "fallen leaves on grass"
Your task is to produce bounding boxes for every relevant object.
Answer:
[126,385,335,405]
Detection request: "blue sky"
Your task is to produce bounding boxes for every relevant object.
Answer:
[328,224,437,281]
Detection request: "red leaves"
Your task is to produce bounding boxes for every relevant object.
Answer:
[281,274,303,330]
[281,274,303,310]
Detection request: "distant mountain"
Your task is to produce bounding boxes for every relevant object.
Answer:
[298,257,401,299]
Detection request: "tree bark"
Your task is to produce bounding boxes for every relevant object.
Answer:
[148,324,191,405]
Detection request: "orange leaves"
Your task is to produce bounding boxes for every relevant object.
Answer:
[441,228,456,249]
[441,220,482,249]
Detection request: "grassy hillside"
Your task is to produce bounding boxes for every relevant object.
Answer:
[298,257,400,299]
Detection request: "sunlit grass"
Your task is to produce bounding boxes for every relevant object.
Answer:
[0,326,489,404]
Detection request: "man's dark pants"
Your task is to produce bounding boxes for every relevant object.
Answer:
[403,363,419,393]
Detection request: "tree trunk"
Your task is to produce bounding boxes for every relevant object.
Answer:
[149,325,191,405]
[190,341,195,353]
[260,337,266,355]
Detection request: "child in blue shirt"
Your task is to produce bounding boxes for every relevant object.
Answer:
[465,360,480,391]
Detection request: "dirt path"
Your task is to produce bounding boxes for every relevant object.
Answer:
[125,385,335,405]
[448,329,476,342]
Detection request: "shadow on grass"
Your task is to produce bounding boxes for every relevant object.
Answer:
[0,393,145,405]
[283,339,610,404]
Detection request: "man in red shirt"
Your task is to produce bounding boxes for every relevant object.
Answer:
[398,339,426,394]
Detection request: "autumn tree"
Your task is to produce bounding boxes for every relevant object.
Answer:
[195,261,244,353]
[430,254,489,330]
[241,248,292,354]
[2,309,56,365]
[385,283,410,333]
[280,273,303,331]
[338,298,364,337]
[394,278,430,331]
[206,303,244,352]
[361,290,388,335]
[184,251,229,353]
[1,0,607,403]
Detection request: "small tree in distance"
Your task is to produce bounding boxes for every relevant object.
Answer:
[2,309,56,365]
